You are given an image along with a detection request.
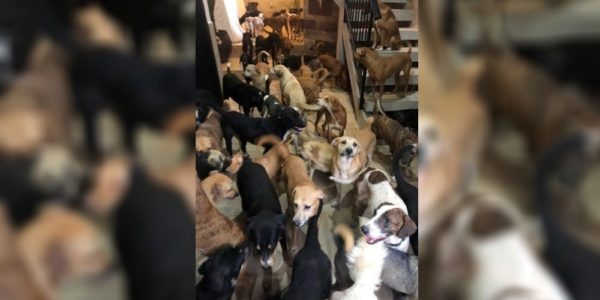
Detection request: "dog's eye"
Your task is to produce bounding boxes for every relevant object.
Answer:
[341,140,346,144]
[384,218,390,226]
[353,142,357,147]
[304,205,311,210]
[294,203,298,208]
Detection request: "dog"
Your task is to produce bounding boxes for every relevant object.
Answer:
[271,65,322,111]
[354,47,412,114]
[256,32,284,61]
[331,224,387,300]
[202,90,306,154]
[287,12,304,41]
[223,67,265,116]
[300,139,335,178]
[262,94,287,118]
[243,15,264,38]
[244,56,271,92]
[316,94,348,142]
[255,134,293,183]
[195,179,246,256]
[263,14,290,38]
[373,0,403,50]
[196,110,223,152]
[196,149,231,180]
[369,113,418,154]
[82,156,195,299]
[360,169,416,253]
[17,205,111,299]
[330,125,376,185]
[310,41,335,56]
[393,144,418,253]
[283,54,320,72]
[201,172,239,204]
[317,54,349,90]
[297,67,329,105]
[237,157,288,269]
[283,199,331,300]
[240,32,255,70]
[196,244,249,300]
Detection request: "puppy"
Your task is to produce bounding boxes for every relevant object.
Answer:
[223,69,265,116]
[201,173,239,204]
[330,126,376,185]
[196,110,223,152]
[237,157,288,269]
[316,95,348,142]
[283,200,331,300]
[196,244,249,300]
[360,169,416,252]
[202,90,306,154]
[369,113,418,154]
[271,65,322,111]
[196,149,230,180]
[373,0,402,50]
[17,205,111,299]
[318,54,349,90]
[354,47,412,114]
[297,68,329,105]
[196,179,246,256]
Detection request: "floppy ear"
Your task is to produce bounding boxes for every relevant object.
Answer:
[397,214,417,238]
[331,137,341,148]
[198,259,211,275]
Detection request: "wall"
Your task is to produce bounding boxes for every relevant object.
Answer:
[303,0,340,49]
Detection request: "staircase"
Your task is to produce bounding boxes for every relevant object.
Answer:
[340,0,418,113]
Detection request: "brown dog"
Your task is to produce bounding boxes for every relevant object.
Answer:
[330,125,376,186]
[196,179,246,256]
[316,95,348,142]
[318,54,349,90]
[255,135,293,183]
[17,205,111,299]
[296,68,329,105]
[200,173,239,204]
[263,14,290,37]
[196,110,222,152]
[369,113,418,154]
[354,47,412,114]
[373,0,403,50]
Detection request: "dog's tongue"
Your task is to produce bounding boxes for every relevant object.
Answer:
[365,237,378,244]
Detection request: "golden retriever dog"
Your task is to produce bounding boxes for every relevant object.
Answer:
[271,65,322,111]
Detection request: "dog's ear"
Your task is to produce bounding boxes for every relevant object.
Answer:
[397,214,417,238]
[276,214,288,229]
[210,184,221,202]
[198,258,211,275]
[331,137,341,148]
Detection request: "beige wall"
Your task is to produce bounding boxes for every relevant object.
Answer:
[238,0,304,15]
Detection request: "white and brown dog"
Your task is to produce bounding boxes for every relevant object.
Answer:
[359,169,416,253]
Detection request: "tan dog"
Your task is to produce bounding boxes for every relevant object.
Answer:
[300,140,335,178]
[17,205,111,299]
[223,98,243,113]
[200,173,239,204]
[196,110,222,152]
[271,65,321,111]
[196,179,246,256]
[0,204,45,300]
[296,68,329,105]
[373,0,403,50]
[244,59,271,93]
[74,4,129,50]
[354,47,412,114]
[316,95,348,142]
[255,135,293,183]
[263,14,290,37]
[330,125,376,185]
[318,54,349,90]
[319,89,359,133]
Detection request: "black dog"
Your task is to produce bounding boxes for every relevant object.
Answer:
[262,94,285,118]
[392,144,418,254]
[237,157,287,269]
[196,244,249,300]
[114,167,194,300]
[240,32,254,71]
[284,199,331,300]
[389,109,418,133]
[222,69,264,116]
[71,48,195,158]
[255,32,283,62]
[202,90,306,154]
[282,55,318,71]
[536,132,600,300]
[196,149,231,180]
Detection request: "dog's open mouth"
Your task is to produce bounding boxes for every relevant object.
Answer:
[365,235,388,245]
[293,126,304,132]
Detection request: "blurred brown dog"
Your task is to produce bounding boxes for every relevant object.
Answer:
[316,95,347,142]
[373,0,403,50]
[200,173,239,204]
[196,110,223,152]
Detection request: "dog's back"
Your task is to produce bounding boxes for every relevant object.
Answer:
[237,158,282,217]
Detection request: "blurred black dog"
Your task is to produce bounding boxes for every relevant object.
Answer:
[196,244,249,300]
[255,32,282,62]
[114,166,194,300]
[393,144,418,254]
[240,32,254,71]
[222,67,264,116]
[71,48,195,158]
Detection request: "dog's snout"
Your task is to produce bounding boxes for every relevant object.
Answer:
[360,225,369,235]
[344,148,353,155]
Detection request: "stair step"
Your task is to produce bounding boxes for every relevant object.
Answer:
[365,67,418,85]
[363,92,418,112]
[383,0,407,4]
[376,47,418,62]
[392,9,415,22]
[349,27,419,42]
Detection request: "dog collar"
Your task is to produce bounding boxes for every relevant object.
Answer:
[385,237,406,247]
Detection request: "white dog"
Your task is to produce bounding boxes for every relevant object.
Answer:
[271,65,322,111]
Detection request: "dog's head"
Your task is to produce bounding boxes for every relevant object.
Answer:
[332,136,361,158]
[275,106,306,132]
[246,213,287,269]
[290,185,325,227]
[316,96,334,109]
[270,65,289,79]
[354,47,370,62]
[360,203,417,245]
[204,149,231,172]
[248,85,265,108]
[198,243,249,291]
[240,53,252,69]
[203,173,239,202]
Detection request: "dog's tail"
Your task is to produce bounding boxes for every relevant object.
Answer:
[256,134,291,160]
[332,224,355,291]
[198,89,226,116]
[313,68,330,86]
[299,103,324,111]
[259,50,271,64]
